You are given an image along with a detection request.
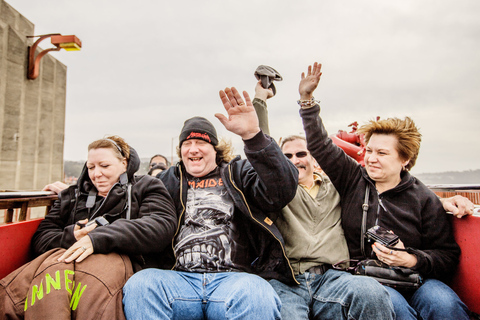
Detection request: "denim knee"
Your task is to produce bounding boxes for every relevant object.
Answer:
[123,268,158,294]
[227,274,280,305]
[211,273,281,320]
[411,279,469,320]
[311,271,394,320]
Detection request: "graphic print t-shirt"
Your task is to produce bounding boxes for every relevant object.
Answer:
[174,167,253,273]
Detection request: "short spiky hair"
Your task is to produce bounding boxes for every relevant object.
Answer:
[357,117,422,171]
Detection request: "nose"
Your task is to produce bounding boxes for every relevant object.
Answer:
[189,142,200,153]
[291,156,301,164]
[367,153,377,163]
[93,167,103,178]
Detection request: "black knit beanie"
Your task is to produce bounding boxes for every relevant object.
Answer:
[179,116,218,147]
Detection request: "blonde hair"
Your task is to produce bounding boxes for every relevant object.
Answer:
[177,138,235,165]
[88,135,130,162]
[357,117,421,171]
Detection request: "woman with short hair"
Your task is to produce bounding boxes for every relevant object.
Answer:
[298,62,469,319]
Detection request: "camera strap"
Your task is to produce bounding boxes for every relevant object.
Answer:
[361,185,409,253]
[361,185,370,257]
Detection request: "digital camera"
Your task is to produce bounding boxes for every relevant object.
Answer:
[365,225,399,247]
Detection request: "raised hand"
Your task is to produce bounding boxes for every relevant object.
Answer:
[216,87,260,140]
[299,62,322,100]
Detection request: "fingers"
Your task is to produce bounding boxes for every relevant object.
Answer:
[229,87,245,107]
[74,221,97,241]
[443,195,474,218]
[254,81,274,100]
[446,202,460,216]
[42,181,68,194]
[372,242,390,255]
[312,62,322,76]
[219,90,231,111]
[214,113,228,127]
[372,243,394,266]
[58,242,93,263]
[74,218,88,231]
[220,87,249,109]
[242,91,252,106]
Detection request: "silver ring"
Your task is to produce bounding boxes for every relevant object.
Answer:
[81,246,87,252]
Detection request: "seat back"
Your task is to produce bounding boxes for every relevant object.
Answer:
[449,214,480,315]
[0,218,43,279]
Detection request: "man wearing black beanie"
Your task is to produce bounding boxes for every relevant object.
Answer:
[178,116,219,147]
[124,87,299,320]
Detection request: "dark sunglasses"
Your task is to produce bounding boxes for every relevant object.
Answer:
[284,151,308,159]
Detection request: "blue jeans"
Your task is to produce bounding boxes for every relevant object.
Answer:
[269,269,394,320]
[122,269,281,320]
[386,278,469,320]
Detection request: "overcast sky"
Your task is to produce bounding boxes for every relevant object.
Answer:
[8,0,480,174]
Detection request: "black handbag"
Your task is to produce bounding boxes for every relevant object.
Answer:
[335,185,423,292]
[353,258,423,291]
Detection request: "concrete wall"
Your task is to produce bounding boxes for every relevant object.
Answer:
[0,0,66,190]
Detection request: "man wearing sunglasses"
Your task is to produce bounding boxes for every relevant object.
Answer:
[253,80,395,320]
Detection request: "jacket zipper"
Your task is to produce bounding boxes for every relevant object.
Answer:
[88,182,128,221]
[89,182,121,220]
[170,165,186,270]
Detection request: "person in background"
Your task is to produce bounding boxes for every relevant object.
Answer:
[297,62,470,320]
[122,87,299,320]
[0,135,177,319]
[149,154,170,169]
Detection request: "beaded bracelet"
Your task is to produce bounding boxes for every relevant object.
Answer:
[297,96,320,108]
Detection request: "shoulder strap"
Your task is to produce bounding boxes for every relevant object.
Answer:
[126,183,132,220]
[361,185,370,257]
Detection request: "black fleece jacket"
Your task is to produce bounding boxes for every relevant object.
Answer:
[300,104,460,281]
[32,147,177,271]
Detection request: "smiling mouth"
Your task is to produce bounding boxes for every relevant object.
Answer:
[296,164,307,170]
[189,157,203,162]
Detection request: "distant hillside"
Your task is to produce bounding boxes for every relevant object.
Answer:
[414,169,480,185]
[64,161,84,178]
